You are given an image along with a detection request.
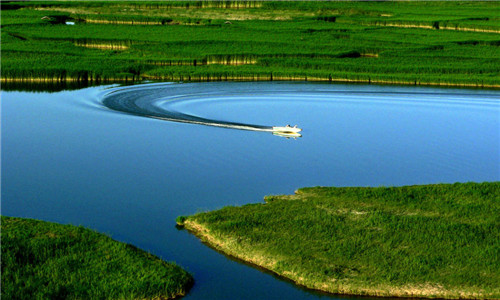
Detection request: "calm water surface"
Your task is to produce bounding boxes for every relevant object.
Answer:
[2,82,499,299]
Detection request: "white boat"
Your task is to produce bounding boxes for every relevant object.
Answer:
[272,125,302,133]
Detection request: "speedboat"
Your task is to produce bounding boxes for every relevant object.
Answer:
[272,125,302,134]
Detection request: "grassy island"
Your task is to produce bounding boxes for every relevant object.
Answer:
[1,216,193,299]
[1,1,499,88]
[178,182,500,299]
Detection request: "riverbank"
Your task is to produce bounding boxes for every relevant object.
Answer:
[1,216,193,299]
[2,1,499,89]
[178,182,500,299]
[3,75,499,89]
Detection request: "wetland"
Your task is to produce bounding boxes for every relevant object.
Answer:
[2,1,500,298]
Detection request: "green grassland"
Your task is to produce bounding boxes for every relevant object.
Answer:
[1,1,499,88]
[1,216,193,299]
[178,182,500,298]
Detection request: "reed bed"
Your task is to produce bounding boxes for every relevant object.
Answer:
[178,182,500,298]
[1,216,193,299]
[2,1,499,88]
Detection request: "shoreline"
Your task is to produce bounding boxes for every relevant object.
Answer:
[181,219,473,299]
[2,77,499,90]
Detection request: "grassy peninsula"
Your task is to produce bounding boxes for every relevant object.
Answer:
[1,1,499,88]
[178,182,500,299]
[1,216,193,299]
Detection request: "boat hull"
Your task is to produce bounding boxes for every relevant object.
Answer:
[272,132,302,138]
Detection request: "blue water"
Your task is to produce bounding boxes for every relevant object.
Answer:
[2,82,499,299]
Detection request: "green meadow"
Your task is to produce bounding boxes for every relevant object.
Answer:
[178,182,500,298]
[1,216,193,299]
[1,1,499,87]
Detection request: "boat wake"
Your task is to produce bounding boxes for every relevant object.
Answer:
[101,82,300,136]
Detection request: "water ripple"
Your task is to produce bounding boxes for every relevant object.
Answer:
[102,83,274,132]
[100,82,499,139]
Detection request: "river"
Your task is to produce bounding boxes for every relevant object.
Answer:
[2,82,499,299]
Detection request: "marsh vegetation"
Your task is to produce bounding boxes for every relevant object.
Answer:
[1,216,193,299]
[2,1,499,87]
[179,182,500,298]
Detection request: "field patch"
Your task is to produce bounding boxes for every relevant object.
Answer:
[1,216,194,299]
[1,1,499,88]
[179,182,500,298]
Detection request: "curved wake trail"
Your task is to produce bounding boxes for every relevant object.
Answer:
[102,83,274,132]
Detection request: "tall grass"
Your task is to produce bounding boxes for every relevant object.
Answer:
[179,182,500,298]
[1,216,193,299]
[1,1,499,88]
